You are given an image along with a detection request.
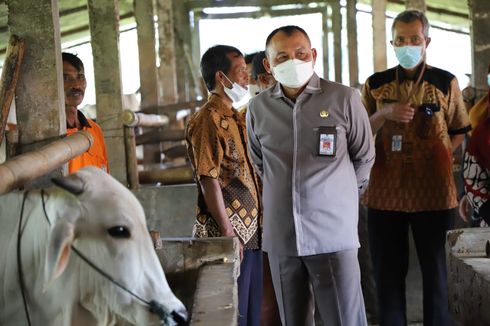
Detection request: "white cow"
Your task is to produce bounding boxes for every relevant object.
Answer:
[0,167,187,325]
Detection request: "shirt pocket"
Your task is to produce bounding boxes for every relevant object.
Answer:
[414,103,441,139]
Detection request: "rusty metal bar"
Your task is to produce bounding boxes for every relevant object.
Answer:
[0,131,93,195]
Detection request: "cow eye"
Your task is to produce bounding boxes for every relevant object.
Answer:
[107,226,131,239]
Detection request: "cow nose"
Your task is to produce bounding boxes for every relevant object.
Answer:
[171,307,188,325]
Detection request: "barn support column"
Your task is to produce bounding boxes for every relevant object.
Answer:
[331,1,342,83]
[173,3,194,102]
[135,0,159,108]
[7,0,66,183]
[469,0,490,97]
[372,0,387,72]
[135,0,161,170]
[157,0,178,104]
[321,9,330,80]
[87,0,128,186]
[405,0,426,12]
[346,0,359,87]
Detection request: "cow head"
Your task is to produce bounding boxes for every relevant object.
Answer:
[44,166,187,326]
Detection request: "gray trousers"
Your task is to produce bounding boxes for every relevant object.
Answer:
[268,249,367,326]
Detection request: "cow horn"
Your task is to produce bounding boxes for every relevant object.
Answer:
[52,174,85,195]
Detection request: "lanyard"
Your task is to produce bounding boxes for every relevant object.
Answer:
[396,63,426,105]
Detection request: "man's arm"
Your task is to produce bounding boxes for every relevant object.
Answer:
[347,90,375,191]
[246,103,263,177]
[200,177,235,236]
[450,134,465,153]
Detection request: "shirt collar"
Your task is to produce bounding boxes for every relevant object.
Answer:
[271,72,322,99]
[397,62,426,83]
[67,110,91,129]
[206,93,235,117]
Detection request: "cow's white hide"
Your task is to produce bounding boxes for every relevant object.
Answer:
[0,167,187,325]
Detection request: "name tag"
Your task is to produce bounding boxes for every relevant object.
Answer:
[318,126,337,156]
[392,135,402,152]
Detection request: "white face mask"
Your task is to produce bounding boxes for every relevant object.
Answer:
[220,72,248,103]
[271,59,314,88]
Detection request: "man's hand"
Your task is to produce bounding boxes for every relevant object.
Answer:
[458,195,472,223]
[382,103,415,123]
[222,229,244,262]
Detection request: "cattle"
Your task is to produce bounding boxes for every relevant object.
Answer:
[0,166,187,325]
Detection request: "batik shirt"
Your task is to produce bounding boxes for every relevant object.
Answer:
[362,64,471,212]
[185,94,261,249]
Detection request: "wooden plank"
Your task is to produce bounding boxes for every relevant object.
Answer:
[405,0,426,12]
[322,10,329,80]
[136,129,185,146]
[157,0,178,104]
[0,35,24,146]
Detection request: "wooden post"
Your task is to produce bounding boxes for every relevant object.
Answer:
[469,0,490,97]
[157,0,178,104]
[372,0,387,72]
[7,0,66,185]
[0,35,25,146]
[322,10,330,80]
[135,0,159,108]
[87,0,128,186]
[331,1,342,83]
[346,0,359,87]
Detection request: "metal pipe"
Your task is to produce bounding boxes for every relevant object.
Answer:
[121,110,169,128]
[0,131,93,195]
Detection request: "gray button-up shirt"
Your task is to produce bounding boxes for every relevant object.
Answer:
[246,73,375,256]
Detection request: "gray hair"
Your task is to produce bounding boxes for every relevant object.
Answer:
[392,10,430,38]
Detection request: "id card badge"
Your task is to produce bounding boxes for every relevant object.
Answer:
[318,126,337,156]
[392,135,402,152]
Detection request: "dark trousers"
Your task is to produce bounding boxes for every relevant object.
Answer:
[368,208,453,326]
[238,249,263,326]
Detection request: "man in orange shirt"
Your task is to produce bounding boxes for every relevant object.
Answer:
[62,52,109,174]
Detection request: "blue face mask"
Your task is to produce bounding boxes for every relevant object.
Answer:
[394,45,423,69]
[487,73,490,87]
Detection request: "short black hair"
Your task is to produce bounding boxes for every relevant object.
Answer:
[200,45,243,91]
[392,10,430,38]
[62,52,84,72]
[245,52,258,65]
[265,25,311,57]
[252,51,267,80]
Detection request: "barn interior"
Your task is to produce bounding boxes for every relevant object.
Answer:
[0,0,489,325]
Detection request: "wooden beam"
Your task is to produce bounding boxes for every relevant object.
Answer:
[322,10,329,80]
[372,0,387,72]
[136,129,185,146]
[139,166,194,185]
[346,0,359,87]
[141,99,205,115]
[0,35,24,146]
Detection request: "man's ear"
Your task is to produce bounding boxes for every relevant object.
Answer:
[263,57,272,74]
[425,37,431,48]
[311,48,317,65]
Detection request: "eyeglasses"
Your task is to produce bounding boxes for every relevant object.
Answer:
[393,35,425,47]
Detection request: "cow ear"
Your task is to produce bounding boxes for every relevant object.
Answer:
[52,174,85,196]
[44,219,75,289]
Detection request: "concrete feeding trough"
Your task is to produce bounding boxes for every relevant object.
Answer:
[156,237,240,326]
[447,228,490,325]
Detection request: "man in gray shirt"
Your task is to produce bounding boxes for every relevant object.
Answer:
[246,25,375,326]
